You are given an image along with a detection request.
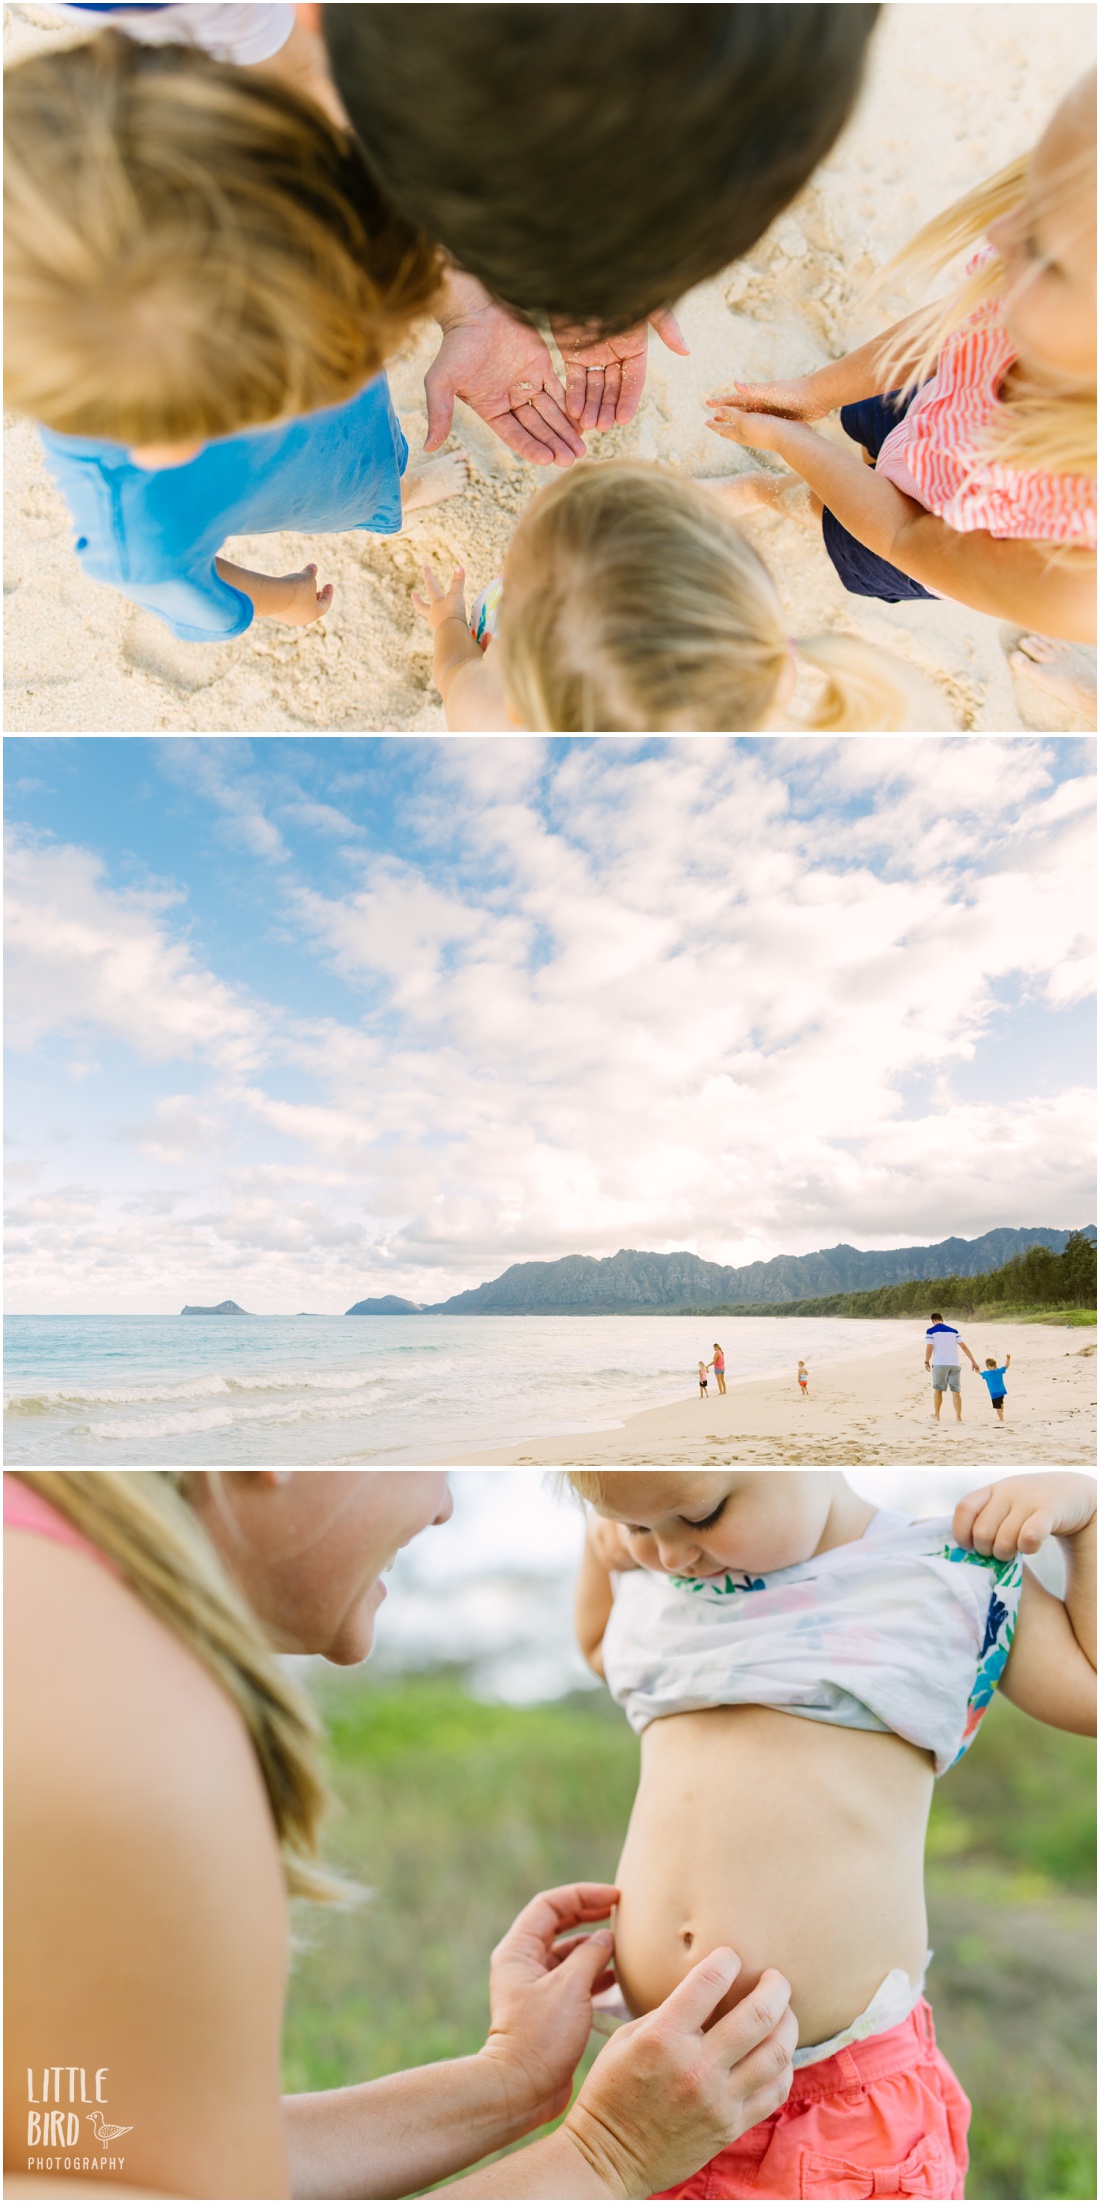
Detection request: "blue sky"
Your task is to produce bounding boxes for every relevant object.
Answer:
[5,735,1096,1312]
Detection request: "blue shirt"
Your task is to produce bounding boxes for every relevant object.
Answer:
[978,1367,1008,1396]
[39,374,407,642]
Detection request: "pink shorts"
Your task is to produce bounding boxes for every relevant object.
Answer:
[654,2000,970,2200]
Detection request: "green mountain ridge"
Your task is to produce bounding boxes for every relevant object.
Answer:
[346,1225,1095,1315]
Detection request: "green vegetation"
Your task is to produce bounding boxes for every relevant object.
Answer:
[283,1673,1096,2200]
[684,1231,1098,1322]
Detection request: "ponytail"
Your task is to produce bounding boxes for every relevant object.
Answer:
[16,1472,350,1901]
[793,633,909,730]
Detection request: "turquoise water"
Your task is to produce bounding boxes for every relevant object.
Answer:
[3,1313,906,1466]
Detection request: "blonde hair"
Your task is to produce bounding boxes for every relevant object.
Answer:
[497,465,908,732]
[873,77,1096,478]
[561,1474,621,1504]
[15,1472,346,1901]
[3,30,442,443]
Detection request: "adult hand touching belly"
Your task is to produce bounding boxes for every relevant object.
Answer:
[443,1941,796,2198]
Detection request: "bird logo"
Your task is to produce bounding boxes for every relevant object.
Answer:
[87,2110,134,2146]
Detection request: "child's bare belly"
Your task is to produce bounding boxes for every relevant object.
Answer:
[613,1704,934,2048]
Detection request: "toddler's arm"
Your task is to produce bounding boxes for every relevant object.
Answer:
[575,1520,638,1677]
[215,556,333,626]
[954,1475,1096,1734]
[721,308,942,424]
[412,564,515,729]
[705,410,1096,644]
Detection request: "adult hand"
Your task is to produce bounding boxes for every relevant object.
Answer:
[552,309,690,430]
[478,1882,620,2127]
[427,271,587,469]
[565,1947,796,2196]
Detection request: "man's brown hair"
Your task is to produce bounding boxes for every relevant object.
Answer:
[4,30,442,443]
[325,4,880,333]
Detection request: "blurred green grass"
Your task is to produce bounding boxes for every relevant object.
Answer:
[283,1674,1095,2200]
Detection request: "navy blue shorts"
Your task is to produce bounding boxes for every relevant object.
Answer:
[820,388,936,602]
[987,1391,1007,1408]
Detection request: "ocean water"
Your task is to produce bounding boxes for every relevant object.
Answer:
[3,1312,907,1467]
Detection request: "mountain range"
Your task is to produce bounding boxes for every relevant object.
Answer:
[346,1225,1094,1315]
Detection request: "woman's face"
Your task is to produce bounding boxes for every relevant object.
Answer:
[196,1471,452,1663]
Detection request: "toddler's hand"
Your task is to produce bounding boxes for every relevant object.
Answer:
[705,403,791,454]
[708,376,831,424]
[954,1474,1097,1558]
[412,563,468,632]
[275,563,333,625]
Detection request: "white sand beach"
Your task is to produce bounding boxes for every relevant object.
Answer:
[3,2,1095,734]
[434,1323,1097,1467]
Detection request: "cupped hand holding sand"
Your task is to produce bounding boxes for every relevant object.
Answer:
[709,376,834,423]
[706,404,792,453]
[552,308,691,431]
[426,271,586,469]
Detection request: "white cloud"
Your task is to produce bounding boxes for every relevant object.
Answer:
[4,829,267,1071]
[4,739,1094,1310]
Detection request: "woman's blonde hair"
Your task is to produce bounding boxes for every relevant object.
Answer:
[497,465,909,732]
[15,1472,345,1901]
[873,73,1096,477]
[3,30,442,443]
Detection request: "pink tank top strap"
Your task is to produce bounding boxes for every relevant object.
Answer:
[3,1475,116,1573]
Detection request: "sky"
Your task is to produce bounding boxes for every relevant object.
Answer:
[4,734,1096,1313]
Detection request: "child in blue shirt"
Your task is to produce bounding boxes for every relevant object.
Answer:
[979,1355,1011,1419]
[5,31,466,641]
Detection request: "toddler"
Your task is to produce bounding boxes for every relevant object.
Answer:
[707,71,1096,677]
[979,1353,1012,1419]
[412,463,947,731]
[697,1362,709,1398]
[568,1469,1096,2201]
[3,32,463,642]
[797,1359,809,1397]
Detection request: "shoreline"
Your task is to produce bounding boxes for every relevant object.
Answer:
[409,1323,1097,1467]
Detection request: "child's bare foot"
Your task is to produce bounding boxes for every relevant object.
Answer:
[402,449,470,514]
[1007,633,1097,726]
[700,471,819,527]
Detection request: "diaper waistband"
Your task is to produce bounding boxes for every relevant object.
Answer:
[792,1954,930,2069]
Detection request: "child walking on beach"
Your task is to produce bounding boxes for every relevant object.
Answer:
[568,1470,1096,2201]
[707,71,1096,679]
[797,1359,809,1398]
[4,34,464,642]
[980,1353,1012,1419]
[412,464,942,731]
[698,1361,710,1398]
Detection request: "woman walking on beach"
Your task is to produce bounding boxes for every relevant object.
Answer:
[711,1344,728,1395]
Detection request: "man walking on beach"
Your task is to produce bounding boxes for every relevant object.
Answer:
[924,1311,981,1421]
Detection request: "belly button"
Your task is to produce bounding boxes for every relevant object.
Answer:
[681,1929,694,1949]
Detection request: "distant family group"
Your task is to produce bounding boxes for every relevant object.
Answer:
[4,3,1095,731]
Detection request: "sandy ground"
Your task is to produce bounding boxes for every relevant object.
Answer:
[4,2,1096,735]
[428,1323,1097,1466]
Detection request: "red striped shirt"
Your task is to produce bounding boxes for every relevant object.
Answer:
[876,257,1096,549]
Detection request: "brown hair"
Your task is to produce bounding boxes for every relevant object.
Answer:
[3,30,442,443]
[324,4,879,333]
[497,464,909,732]
[15,1472,348,1902]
